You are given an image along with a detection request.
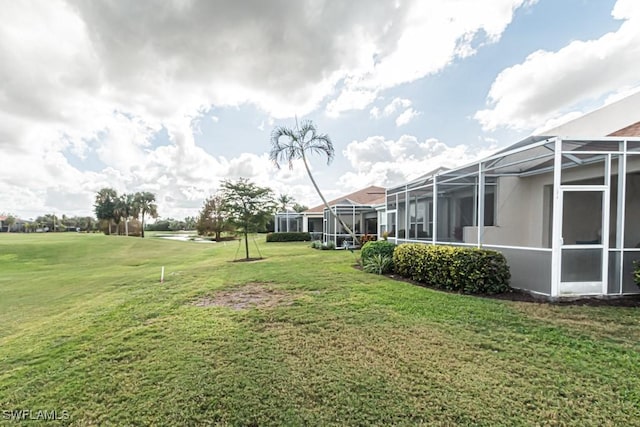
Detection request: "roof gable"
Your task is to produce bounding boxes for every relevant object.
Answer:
[305,186,386,213]
[608,120,640,137]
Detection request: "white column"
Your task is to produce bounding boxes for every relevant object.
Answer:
[617,140,627,294]
[477,162,485,248]
[602,153,611,295]
[550,137,563,298]
[432,176,438,245]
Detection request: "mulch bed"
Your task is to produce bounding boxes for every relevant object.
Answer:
[354,265,640,307]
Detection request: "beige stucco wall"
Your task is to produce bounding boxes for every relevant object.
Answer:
[463,158,640,248]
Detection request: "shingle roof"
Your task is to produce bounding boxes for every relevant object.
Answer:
[305,185,386,213]
[608,121,640,137]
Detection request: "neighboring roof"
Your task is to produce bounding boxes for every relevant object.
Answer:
[0,216,29,223]
[608,120,640,137]
[304,186,386,213]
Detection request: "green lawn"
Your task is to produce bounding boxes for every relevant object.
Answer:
[1,233,639,426]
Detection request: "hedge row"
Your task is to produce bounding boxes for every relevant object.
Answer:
[266,232,312,242]
[393,244,511,294]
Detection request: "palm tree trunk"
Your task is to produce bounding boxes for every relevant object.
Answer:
[125,219,129,236]
[141,213,145,238]
[108,221,112,235]
[300,152,359,246]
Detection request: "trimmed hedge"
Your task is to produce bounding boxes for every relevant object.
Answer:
[266,232,312,242]
[393,244,511,294]
[361,240,396,272]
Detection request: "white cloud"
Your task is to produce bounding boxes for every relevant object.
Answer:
[370,98,411,118]
[395,108,420,126]
[339,135,497,190]
[475,0,640,131]
[0,0,535,218]
[370,98,419,125]
[257,117,274,131]
[328,0,533,116]
[326,89,378,117]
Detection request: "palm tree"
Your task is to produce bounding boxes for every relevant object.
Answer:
[133,192,158,238]
[114,194,135,236]
[277,194,293,212]
[270,119,359,245]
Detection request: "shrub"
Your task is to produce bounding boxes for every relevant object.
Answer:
[360,234,377,245]
[266,232,312,242]
[361,240,396,265]
[363,254,393,275]
[393,244,511,294]
[323,241,336,250]
[634,260,640,287]
[310,240,336,250]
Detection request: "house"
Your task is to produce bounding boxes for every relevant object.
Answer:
[274,186,386,246]
[0,215,30,232]
[386,92,640,298]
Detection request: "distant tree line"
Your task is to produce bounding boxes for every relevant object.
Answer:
[145,217,197,232]
[94,189,159,238]
[1,212,97,233]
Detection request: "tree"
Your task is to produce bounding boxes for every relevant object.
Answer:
[292,203,308,213]
[95,188,118,234]
[221,178,276,260]
[277,194,293,212]
[196,193,232,241]
[133,192,158,238]
[114,193,135,236]
[183,216,197,231]
[5,215,15,232]
[270,119,359,245]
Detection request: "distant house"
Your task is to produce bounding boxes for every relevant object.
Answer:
[274,185,386,247]
[386,92,640,298]
[0,215,30,232]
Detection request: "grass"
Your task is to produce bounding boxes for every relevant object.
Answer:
[1,233,639,425]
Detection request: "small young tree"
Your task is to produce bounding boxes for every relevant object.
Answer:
[196,193,232,241]
[221,178,276,260]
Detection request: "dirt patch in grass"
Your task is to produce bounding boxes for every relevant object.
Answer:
[193,282,293,310]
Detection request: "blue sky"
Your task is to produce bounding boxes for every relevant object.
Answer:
[1,0,639,220]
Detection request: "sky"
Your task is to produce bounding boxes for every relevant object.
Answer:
[1,0,640,221]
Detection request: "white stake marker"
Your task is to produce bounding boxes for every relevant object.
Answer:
[161,266,165,283]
